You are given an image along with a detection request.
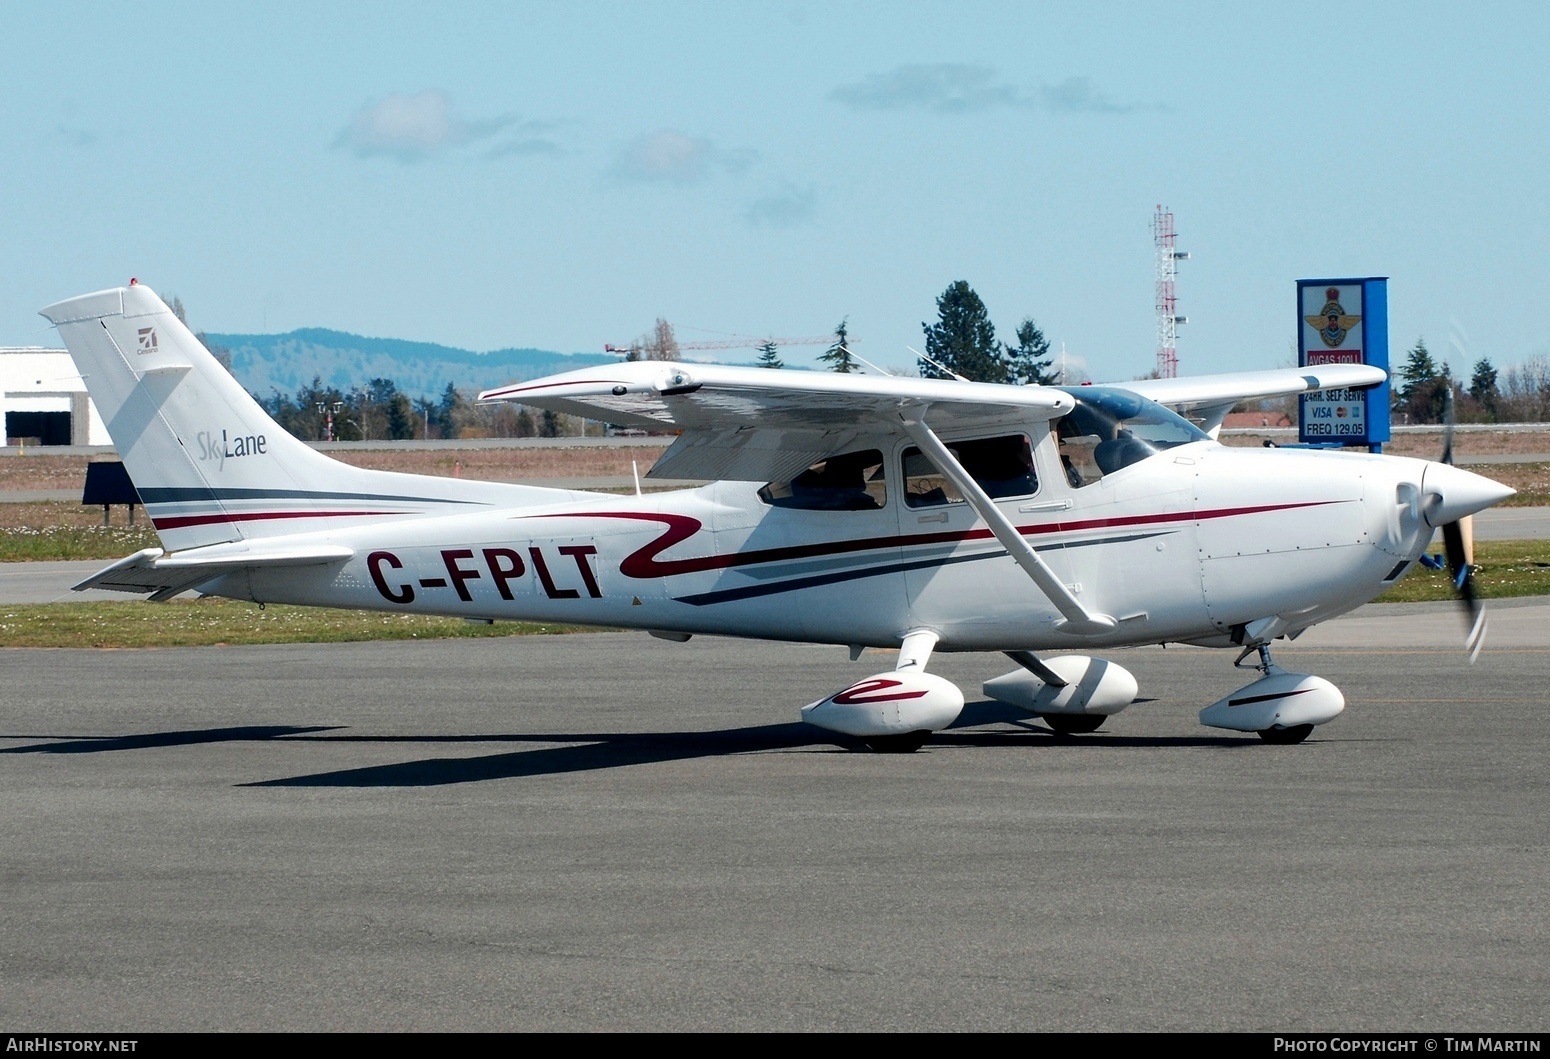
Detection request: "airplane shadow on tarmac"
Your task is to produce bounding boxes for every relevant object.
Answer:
[2,702,1255,789]
[0,725,344,753]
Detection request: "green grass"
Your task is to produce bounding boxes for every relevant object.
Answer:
[0,597,598,649]
[1376,540,1550,603]
[0,525,161,562]
[1493,462,1550,507]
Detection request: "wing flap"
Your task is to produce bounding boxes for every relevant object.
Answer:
[647,427,863,482]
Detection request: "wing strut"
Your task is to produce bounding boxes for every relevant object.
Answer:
[899,413,1116,636]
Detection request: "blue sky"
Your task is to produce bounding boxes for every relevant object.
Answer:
[6,1,1548,382]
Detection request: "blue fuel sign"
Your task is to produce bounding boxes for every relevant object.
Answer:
[1297,278,1391,450]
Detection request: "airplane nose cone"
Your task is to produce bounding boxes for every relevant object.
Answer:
[1421,462,1516,527]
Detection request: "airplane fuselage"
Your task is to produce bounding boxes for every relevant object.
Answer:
[203,439,1435,654]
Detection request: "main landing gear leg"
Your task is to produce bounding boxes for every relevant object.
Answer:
[866,631,943,752]
[800,629,966,753]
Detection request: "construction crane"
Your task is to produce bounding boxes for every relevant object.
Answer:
[604,334,837,355]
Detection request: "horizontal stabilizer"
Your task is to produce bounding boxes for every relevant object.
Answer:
[75,543,356,601]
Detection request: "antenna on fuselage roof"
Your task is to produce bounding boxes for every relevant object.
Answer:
[843,347,894,377]
[632,460,642,497]
[907,345,971,383]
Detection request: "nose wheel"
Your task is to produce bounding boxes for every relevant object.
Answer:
[1200,642,1345,742]
[1238,645,1314,742]
[1045,714,1106,735]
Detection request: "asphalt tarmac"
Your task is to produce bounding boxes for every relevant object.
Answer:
[2,600,1547,1032]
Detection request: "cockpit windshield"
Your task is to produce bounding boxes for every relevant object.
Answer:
[1054,386,1209,485]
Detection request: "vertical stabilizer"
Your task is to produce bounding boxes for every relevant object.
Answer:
[41,283,575,551]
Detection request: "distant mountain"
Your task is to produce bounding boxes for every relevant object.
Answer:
[202,328,616,400]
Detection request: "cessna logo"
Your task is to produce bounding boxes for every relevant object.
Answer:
[136,327,158,353]
[195,429,267,468]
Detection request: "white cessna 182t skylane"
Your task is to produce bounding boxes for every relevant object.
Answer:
[43,283,1514,750]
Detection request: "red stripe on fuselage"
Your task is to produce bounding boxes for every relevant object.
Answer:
[523,501,1341,581]
[151,510,408,530]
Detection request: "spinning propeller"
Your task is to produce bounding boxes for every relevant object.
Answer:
[1431,388,1487,662]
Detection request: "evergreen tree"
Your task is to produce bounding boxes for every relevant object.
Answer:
[921,281,1007,383]
[1396,339,1448,424]
[351,377,399,441]
[1470,357,1501,419]
[1398,339,1438,396]
[818,317,857,373]
[1005,317,1055,385]
[756,339,784,369]
[437,382,463,440]
[385,393,415,439]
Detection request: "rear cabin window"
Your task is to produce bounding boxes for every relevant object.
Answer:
[902,434,1036,508]
[759,449,887,511]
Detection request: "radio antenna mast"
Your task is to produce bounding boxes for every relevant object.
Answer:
[1153,205,1189,378]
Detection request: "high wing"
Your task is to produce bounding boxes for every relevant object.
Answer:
[481,362,1076,483]
[1121,363,1387,435]
[482,361,1386,477]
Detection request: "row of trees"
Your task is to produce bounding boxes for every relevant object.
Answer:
[918,281,1056,385]
[1395,340,1550,424]
[255,378,594,441]
[753,281,1057,385]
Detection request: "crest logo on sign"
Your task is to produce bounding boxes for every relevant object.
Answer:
[1303,287,1362,349]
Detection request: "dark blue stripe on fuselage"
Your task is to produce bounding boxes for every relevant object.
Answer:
[672,531,1170,606]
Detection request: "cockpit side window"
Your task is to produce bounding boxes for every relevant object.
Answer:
[759,449,887,511]
[1055,387,1209,487]
[902,433,1037,508]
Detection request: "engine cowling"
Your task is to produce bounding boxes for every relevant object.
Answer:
[981,655,1138,717]
[801,672,965,738]
[1198,668,1344,733]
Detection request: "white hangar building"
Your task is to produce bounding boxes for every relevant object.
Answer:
[1,347,110,446]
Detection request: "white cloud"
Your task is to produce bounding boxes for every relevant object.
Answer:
[830,65,1144,116]
[484,134,562,160]
[335,90,547,162]
[1040,76,1135,115]
[745,184,818,227]
[610,129,755,183]
[830,64,1024,113]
